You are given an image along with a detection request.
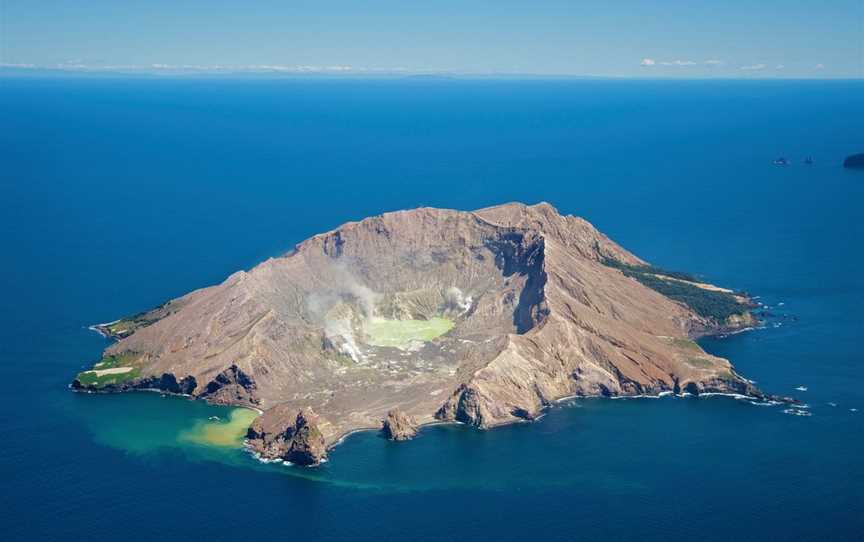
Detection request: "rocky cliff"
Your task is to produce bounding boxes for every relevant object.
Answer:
[246,407,328,465]
[76,202,766,463]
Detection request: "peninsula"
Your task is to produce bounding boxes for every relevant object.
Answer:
[74,202,770,465]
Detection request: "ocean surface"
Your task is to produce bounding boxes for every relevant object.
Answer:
[1,77,862,541]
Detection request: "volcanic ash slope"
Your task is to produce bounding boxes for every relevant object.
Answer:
[78,202,762,464]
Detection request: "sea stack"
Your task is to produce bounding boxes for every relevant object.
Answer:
[382,409,419,441]
[246,407,328,465]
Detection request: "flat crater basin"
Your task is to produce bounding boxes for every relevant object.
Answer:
[364,317,455,349]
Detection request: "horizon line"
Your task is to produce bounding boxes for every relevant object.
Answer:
[1,62,861,81]
[2,67,861,82]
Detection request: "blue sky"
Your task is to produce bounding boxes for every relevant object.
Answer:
[1,0,862,77]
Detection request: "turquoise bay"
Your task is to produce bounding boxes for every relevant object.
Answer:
[1,78,862,541]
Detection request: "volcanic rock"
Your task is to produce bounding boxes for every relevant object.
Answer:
[247,407,327,466]
[78,202,765,457]
[382,409,419,441]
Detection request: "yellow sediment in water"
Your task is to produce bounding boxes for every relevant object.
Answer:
[179,408,259,447]
[365,317,454,348]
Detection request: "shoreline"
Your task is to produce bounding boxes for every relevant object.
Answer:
[87,323,115,339]
[78,309,777,466]
[71,379,791,467]
[689,322,760,340]
[252,388,789,467]
[69,384,264,416]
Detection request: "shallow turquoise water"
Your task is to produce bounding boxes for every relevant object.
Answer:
[71,393,255,457]
[1,77,862,541]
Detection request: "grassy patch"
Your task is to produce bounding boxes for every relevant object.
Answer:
[76,352,142,388]
[603,259,699,282]
[603,259,749,322]
[667,337,703,353]
[76,366,141,388]
[92,352,138,369]
[101,302,172,338]
[104,320,135,337]
[104,314,157,338]
[365,317,454,348]
[685,356,717,369]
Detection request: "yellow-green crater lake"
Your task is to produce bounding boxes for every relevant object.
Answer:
[364,317,454,348]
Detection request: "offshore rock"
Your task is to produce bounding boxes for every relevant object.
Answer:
[246,407,327,466]
[382,409,419,441]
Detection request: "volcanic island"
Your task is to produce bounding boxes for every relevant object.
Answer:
[73,202,776,465]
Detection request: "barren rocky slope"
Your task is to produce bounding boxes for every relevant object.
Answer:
[74,202,766,465]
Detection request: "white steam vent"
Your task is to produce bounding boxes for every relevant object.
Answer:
[445,287,473,314]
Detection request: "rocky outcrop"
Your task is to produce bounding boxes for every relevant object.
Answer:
[434,382,546,427]
[382,409,418,441]
[80,202,772,457]
[246,406,327,466]
[197,364,259,406]
[153,373,198,395]
[285,411,328,465]
[71,372,197,395]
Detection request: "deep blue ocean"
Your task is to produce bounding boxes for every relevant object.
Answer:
[1,77,862,541]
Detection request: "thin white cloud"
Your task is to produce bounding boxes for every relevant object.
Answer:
[815,63,825,70]
[775,64,785,70]
[642,58,723,68]
[639,58,698,68]
[740,64,767,71]
[659,59,697,66]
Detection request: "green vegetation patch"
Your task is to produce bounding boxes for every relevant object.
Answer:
[76,352,142,388]
[104,320,136,338]
[104,313,157,338]
[101,301,173,338]
[684,356,717,369]
[603,259,699,282]
[76,366,141,388]
[365,317,455,348]
[602,259,749,322]
[666,337,704,353]
[92,352,138,369]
